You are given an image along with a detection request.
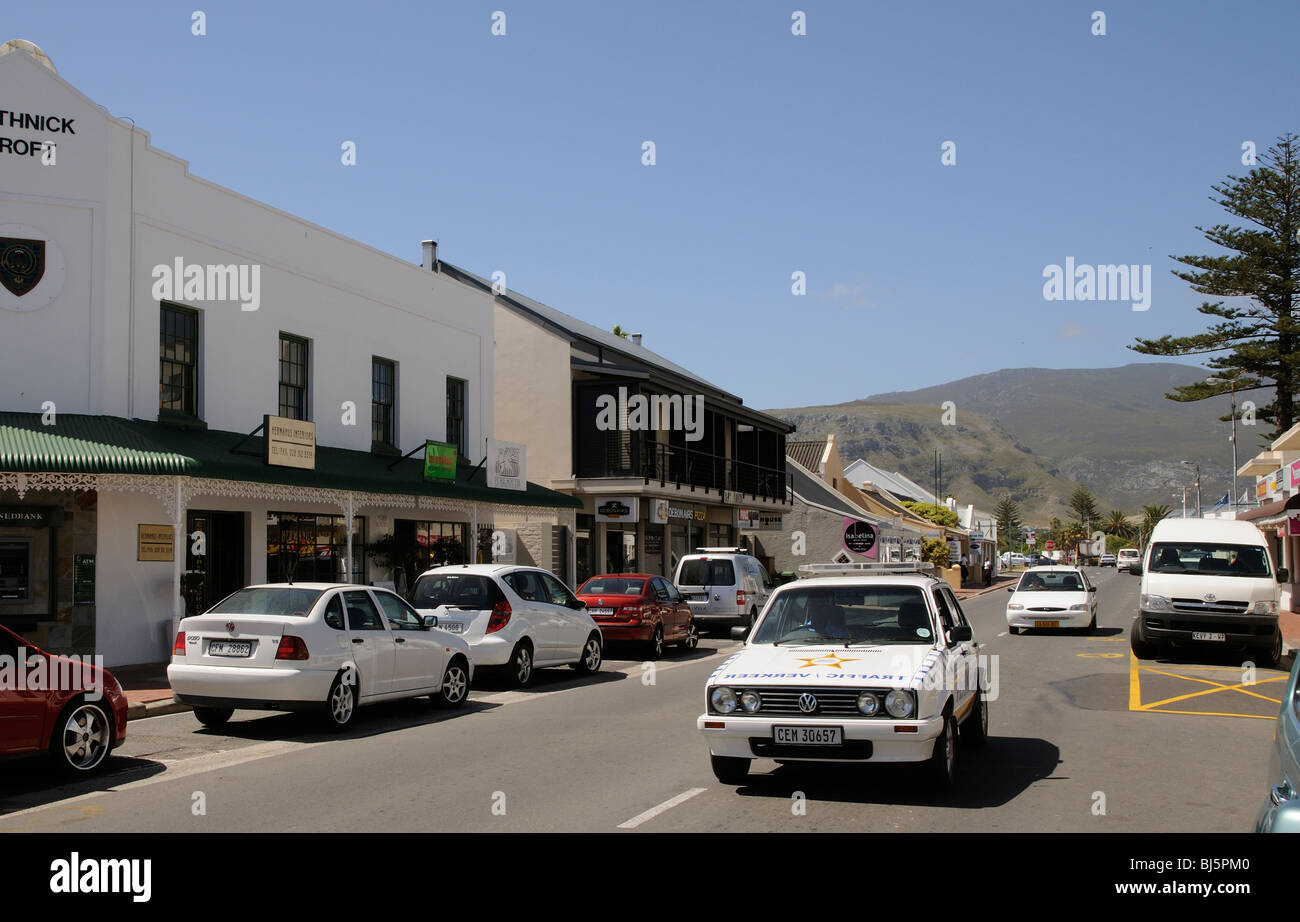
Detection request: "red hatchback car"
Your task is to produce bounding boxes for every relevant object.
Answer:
[575,574,697,658]
[0,624,128,774]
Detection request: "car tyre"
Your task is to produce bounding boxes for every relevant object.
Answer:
[52,698,114,775]
[648,625,664,660]
[1009,625,1020,636]
[433,657,470,707]
[1129,619,1158,660]
[929,708,957,789]
[679,619,700,650]
[194,706,233,729]
[509,642,534,688]
[1257,630,1283,669]
[961,689,988,745]
[324,671,357,730]
[574,633,602,675]
[711,753,750,785]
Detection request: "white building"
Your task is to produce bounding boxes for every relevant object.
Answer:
[0,42,577,666]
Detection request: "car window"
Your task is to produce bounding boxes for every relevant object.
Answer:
[375,591,422,630]
[652,578,670,601]
[503,571,544,602]
[751,585,935,645]
[932,589,958,642]
[678,558,736,586]
[344,590,385,630]
[1017,571,1085,591]
[323,594,346,631]
[539,573,577,607]
[942,588,969,627]
[411,573,498,608]
[577,577,645,596]
[209,587,324,616]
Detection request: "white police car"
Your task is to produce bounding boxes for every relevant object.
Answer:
[697,563,988,788]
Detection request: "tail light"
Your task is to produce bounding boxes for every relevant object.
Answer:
[172,631,186,656]
[487,600,512,634]
[736,590,747,607]
[621,605,643,622]
[275,635,309,660]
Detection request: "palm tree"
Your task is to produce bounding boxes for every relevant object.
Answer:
[1104,509,1132,539]
[1139,504,1172,549]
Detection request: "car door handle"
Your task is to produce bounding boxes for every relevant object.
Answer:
[395,637,406,644]
[352,638,365,644]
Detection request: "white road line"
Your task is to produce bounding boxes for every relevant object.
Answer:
[997,632,1007,637]
[473,647,735,706]
[617,787,707,829]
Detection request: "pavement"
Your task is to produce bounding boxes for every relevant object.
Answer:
[109,662,189,721]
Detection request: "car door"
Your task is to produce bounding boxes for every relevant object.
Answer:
[503,570,559,662]
[343,589,395,698]
[934,587,976,716]
[650,578,674,639]
[656,577,686,640]
[374,589,444,693]
[0,629,46,752]
[540,572,587,660]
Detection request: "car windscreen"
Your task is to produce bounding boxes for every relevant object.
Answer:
[1015,572,1084,592]
[751,585,934,646]
[577,577,645,596]
[208,587,324,616]
[411,573,500,608]
[678,559,736,586]
[1147,542,1271,577]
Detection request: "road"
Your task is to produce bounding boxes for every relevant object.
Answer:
[0,567,1283,832]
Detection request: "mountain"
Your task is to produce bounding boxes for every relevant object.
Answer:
[767,363,1248,522]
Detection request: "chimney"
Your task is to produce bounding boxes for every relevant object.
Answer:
[629,333,642,346]
[421,240,438,272]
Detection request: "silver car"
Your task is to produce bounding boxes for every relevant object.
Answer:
[1256,652,1300,831]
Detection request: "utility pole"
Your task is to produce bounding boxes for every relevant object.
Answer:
[1207,375,1240,513]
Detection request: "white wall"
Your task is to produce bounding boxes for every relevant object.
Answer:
[95,490,176,666]
[493,303,572,484]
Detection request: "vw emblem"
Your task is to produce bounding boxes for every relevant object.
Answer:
[598,599,604,606]
[226,621,236,633]
[1204,593,1217,602]
[797,693,818,713]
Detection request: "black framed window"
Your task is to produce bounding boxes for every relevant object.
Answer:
[160,303,198,416]
[372,357,396,449]
[446,377,467,455]
[279,333,309,420]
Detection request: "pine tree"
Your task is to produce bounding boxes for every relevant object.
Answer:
[1068,488,1100,529]
[993,495,1022,551]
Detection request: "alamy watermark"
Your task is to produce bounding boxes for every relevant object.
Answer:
[151,258,261,311]
[594,386,705,442]
[0,649,105,700]
[1042,257,1150,311]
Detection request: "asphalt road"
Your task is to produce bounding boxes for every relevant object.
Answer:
[0,567,1285,832]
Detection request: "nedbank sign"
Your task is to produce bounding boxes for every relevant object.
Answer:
[0,107,75,162]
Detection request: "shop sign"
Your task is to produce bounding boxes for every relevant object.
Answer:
[650,500,670,524]
[645,532,663,555]
[137,524,175,562]
[1289,512,1300,537]
[664,503,704,522]
[0,506,49,526]
[1267,469,1284,496]
[422,440,457,482]
[73,553,94,605]
[1258,478,1268,500]
[843,518,879,559]
[596,497,638,523]
[1290,459,1300,492]
[264,415,316,470]
[486,439,526,491]
[738,508,784,531]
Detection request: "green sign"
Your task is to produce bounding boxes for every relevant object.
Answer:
[423,440,457,482]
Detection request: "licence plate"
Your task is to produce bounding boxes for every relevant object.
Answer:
[439,622,466,633]
[687,593,708,602]
[208,641,252,657]
[1192,631,1226,642]
[587,608,615,616]
[1034,620,1060,629]
[773,726,842,746]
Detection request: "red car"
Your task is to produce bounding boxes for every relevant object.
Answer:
[575,574,697,658]
[0,624,128,774]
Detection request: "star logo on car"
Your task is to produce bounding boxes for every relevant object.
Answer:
[795,652,860,670]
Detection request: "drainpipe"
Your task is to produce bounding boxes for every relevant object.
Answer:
[172,476,184,640]
[345,492,354,583]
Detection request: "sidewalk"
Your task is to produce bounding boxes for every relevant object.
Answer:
[1281,609,1300,655]
[953,573,1016,600]
[110,661,189,721]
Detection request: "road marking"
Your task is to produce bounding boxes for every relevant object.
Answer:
[997,632,1007,637]
[1077,652,1123,658]
[617,787,707,829]
[1128,652,1142,711]
[1128,652,1286,718]
[474,648,734,706]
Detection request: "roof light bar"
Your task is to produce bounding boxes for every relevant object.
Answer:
[796,561,939,578]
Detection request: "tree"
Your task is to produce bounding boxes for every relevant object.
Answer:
[1130,133,1300,438]
[612,325,630,339]
[1139,504,1173,549]
[921,537,952,570]
[1103,509,1132,539]
[1068,488,1100,529]
[993,495,1022,552]
[902,501,961,528]
[1059,521,1087,561]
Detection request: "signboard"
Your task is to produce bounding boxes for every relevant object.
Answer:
[650,499,670,524]
[664,503,704,523]
[486,439,526,491]
[137,524,175,562]
[595,497,638,523]
[0,506,51,527]
[264,415,316,470]
[645,532,663,555]
[73,553,95,605]
[1268,469,1284,497]
[422,440,457,482]
[1288,512,1300,537]
[1289,459,1300,492]
[1257,478,1268,500]
[738,508,785,531]
[842,518,879,559]
[1044,540,1056,550]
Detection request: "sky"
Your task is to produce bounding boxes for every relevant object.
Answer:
[6,0,1298,408]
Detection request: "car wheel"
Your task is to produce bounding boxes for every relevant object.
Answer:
[711,753,750,785]
[574,633,602,675]
[679,619,700,650]
[324,671,357,730]
[961,689,988,745]
[1088,612,1097,633]
[510,642,534,688]
[749,606,758,628]
[929,708,957,789]
[1129,619,1157,659]
[648,625,664,660]
[1009,625,1020,636]
[1258,630,1283,669]
[194,706,233,729]
[433,657,470,707]
[52,699,114,774]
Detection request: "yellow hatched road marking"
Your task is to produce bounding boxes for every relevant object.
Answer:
[1128,651,1287,717]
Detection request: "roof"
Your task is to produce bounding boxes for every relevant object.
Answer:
[1149,517,1270,539]
[0,414,581,509]
[843,458,937,504]
[787,439,828,473]
[787,457,888,524]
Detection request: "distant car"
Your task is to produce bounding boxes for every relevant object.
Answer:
[1099,554,1117,568]
[1256,653,1300,831]
[0,624,129,774]
[411,565,603,687]
[168,583,474,730]
[1027,554,1054,567]
[575,573,697,658]
[1005,566,1098,633]
[674,548,774,630]
[1117,548,1141,572]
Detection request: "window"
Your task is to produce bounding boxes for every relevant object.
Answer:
[0,540,31,601]
[678,559,736,586]
[446,377,467,455]
[323,594,345,631]
[503,570,546,603]
[410,573,499,608]
[279,333,309,420]
[372,357,396,449]
[932,589,957,641]
[160,303,199,416]
[652,578,670,601]
[375,591,422,630]
[343,590,384,630]
[266,512,365,584]
[751,585,933,645]
[540,573,576,607]
[209,587,324,616]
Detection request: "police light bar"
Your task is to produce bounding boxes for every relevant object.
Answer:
[693,547,748,554]
[796,561,939,577]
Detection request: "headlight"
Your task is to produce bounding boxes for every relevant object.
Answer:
[1068,603,1088,611]
[1007,603,1024,611]
[740,690,762,713]
[710,686,738,714]
[884,689,915,719]
[1140,594,1171,611]
[857,692,880,716]
[1253,600,1278,615]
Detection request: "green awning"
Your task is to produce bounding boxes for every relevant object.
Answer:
[0,414,580,510]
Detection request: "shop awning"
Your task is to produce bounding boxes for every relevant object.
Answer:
[0,413,581,509]
[1237,493,1300,525]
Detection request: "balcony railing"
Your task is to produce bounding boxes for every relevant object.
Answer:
[580,433,791,504]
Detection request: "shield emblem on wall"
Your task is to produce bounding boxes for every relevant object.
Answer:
[0,238,45,296]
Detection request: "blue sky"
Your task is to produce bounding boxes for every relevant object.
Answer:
[8,0,1298,408]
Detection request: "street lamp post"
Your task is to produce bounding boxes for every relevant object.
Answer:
[1181,460,1202,518]
[1206,375,1239,512]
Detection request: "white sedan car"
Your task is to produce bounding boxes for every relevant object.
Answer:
[1004,566,1098,634]
[168,583,473,730]
[411,564,603,687]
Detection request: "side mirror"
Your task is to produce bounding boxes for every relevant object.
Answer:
[948,625,973,643]
[571,598,587,610]
[1279,568,1290,583]
[730,625,750,641]
[1089,586,1098,593]
[1006,586,1016,593]
[1263,796,1300,833]
[422,614,438,629]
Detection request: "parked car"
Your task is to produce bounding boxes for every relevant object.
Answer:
[1130,518,1284,666]
[1005,566,1098,633]
[674,548,774,630]
[575,573,697,657]
[1000,552,1030,568]
[411,564,602,687]
[0,624,129,773]
[1256,652,1300,831]
[1099,553,1117,568]
[698,563,987,789]
[1117,548,1141,572]
[168,583,473,730]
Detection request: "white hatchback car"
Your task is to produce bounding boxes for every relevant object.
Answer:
[411,564,603,687]
[168,583,473,730]
[1004,566,1098,633]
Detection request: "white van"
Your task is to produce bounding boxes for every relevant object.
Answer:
[1130,518,1285,665]
[674,548,773,631]
[1117,547,1141,572]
